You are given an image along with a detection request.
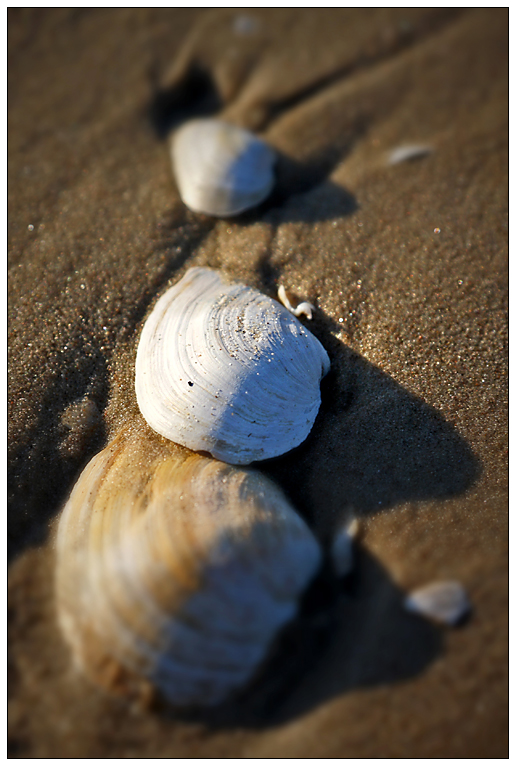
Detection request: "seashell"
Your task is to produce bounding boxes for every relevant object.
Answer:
[55,428,322,707]
[135,267,330,465]
[403,580,471,626]
[171,118,276,216]
[278,284,315,320]
[232,14,261,36]
[387,144,433,165]
[330,518,360,578]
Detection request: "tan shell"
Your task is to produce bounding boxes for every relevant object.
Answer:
[55,427,322,707]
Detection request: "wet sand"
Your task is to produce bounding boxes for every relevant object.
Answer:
[8,9,507,757]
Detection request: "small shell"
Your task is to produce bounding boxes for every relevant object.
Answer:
[135,268,330,465]
[387,144,433,165]
[277,285,315,320]
[171,118,275,216]
[55,428,322,707]
[404,581,470,625]
[330,518,360,578]
[233,14,260,36]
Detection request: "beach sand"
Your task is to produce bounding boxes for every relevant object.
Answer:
[8,9,507,757]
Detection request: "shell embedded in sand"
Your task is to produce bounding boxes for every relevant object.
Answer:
[55,428,322,707]
[171,118,276,216]
[387,144,433,165]
[277,285,315,320]
[404,581,470,625]
[135,267,331,465]
[330,518,360,578]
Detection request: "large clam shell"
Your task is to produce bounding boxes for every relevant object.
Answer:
[135,268,331,465]
[171,118,276,216]
[55,428,322,706]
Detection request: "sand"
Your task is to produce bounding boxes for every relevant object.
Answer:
[8,8,507,757]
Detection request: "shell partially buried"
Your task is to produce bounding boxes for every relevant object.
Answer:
[171,118,276,216]
[404,581,470,626]
[55,428,322,707]
[135,268,331,465]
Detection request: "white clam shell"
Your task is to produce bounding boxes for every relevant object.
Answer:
[171,118,276,216]
[404,581,470,626]
[135,268,331,465]
[55,429,322,706]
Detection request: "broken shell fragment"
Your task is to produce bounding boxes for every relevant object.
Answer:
[135,267,330,465]
[387,144,433,165]
[278,285,315,320]
[404,580,470,626]
[55,428,322,707]
[171,118,276,216]
[330,518,360,578]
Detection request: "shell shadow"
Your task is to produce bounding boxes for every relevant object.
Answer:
[258,309,481,532]
[154,307,478,730]
[171,546,443,729]
[149,63,359,227]
[235,151,359,225]
[164,138,358,227]
[149,63,222,139]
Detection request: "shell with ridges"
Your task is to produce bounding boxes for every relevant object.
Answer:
[135,267,331,465]
[55,427,322,706]
[171,118,276,216]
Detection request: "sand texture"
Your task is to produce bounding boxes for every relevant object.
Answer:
[8,9,507,757]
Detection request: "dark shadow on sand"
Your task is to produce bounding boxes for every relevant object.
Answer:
[149,63,223,140]
[149,305,480,729]
[149,64,360,226]
[159,547,445,729]
[234,152,359,226]
[256,307,481,532]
